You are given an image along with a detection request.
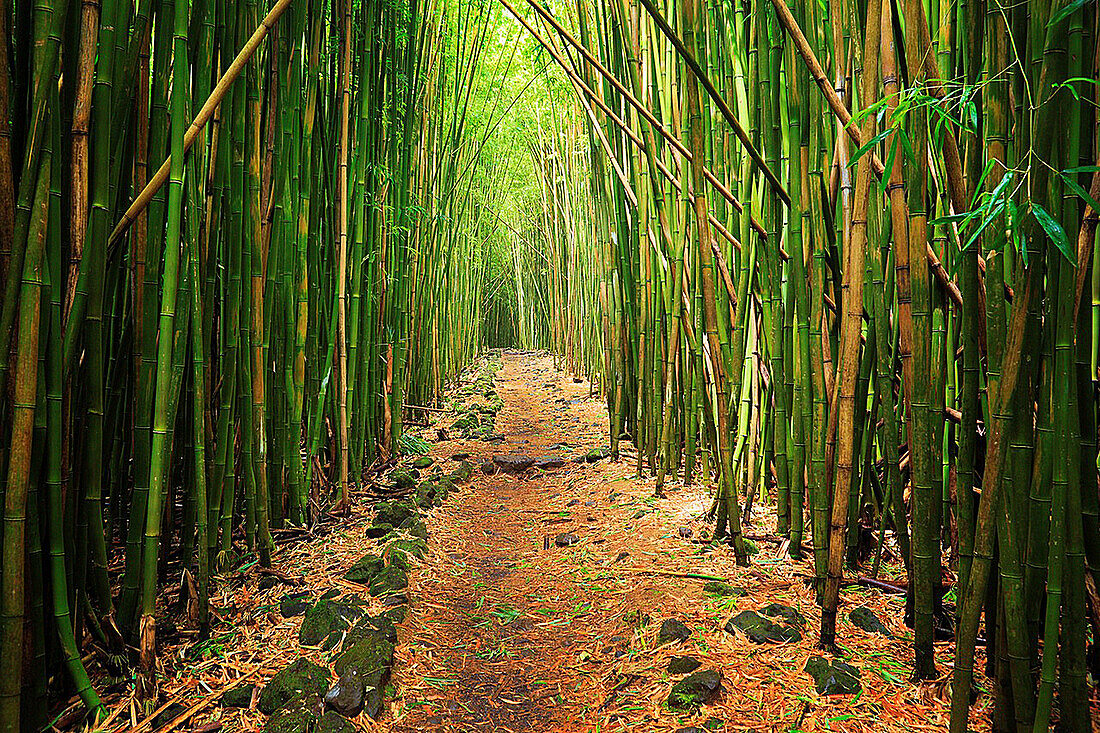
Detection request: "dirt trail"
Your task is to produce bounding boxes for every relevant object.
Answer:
[141,351,973,733]
[387,352,958,732]
[391,352,611,731]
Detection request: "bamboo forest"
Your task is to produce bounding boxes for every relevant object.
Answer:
[1,0,1099,730]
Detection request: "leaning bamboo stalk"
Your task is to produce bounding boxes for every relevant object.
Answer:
[106,0,295,246]
[636,0,787,206]
[948,268,1036,731]
[502,0,770,241]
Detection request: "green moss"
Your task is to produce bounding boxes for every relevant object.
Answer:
[299,599,362,645]
[391,468,418,491]
[385,537,428,563]
[263,703,315,733]
[220,684,256,708]
[258,658,330,714]
[364,522,393,540]
[343,554,384,583]
[702,581,745,598]
[374,499,418,528]
[667,669,722,711]
[333,630,395,720]
[368,565,408,597]
[414,483,437,509]
[584,447,610,462]
[398,516,429,541]
[315,712,355,733]
[345,614,398,645]
[381,605,408,624]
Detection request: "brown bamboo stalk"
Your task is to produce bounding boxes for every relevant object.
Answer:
[0,0,15,289]
[68,0,100,322]
[821,0,881,650]
[335,0,351,506]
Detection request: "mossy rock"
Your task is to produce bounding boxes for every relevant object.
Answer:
[724,610,801,644]
[759,603,806,626]
[258,658,331,714]
[667,669,722,710]
[374,499,418,528]
[849,606,892,637]
[381,604,408,624]
[398,515,429,541]
[334,628,394,677]
[315,711,356,733]
[450,460,474,483]
[333,629,395,720]
[452,413,480,432]
[391,468,419,491]
[413,483,437,509]
[384,546,413,573]
[656,618,692,645]
[320,630,343,652]
[343,554,385,584]
[368,565,408,597]
[411,456,434,469]
[667,656,702,675]
[220,683,256,708]
[364,522,393,540]
[584,447,610,463]
[804,655,861,695]
[702,581,745,598]
[386,536,429,562]
[263,696,318,733]
[344,615,399,646]
[279,591,312,617]
[299,599,364,646]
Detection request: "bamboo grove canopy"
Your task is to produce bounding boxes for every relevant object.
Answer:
[0,0,1099,730]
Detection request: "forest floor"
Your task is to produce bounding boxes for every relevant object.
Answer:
[95,351,997,733]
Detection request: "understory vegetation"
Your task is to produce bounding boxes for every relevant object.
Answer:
[0,0,1098,730]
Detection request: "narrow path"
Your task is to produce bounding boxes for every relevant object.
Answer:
[392,352,611,731]
[388,352,953,732]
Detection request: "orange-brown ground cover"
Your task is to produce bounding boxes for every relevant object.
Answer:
[92,351,1020,733]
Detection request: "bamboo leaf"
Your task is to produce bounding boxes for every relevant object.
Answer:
[1048,0,1093,27]
[848,128,892,168]
[1058,171,1100,212]
[1032,203,1074,264]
